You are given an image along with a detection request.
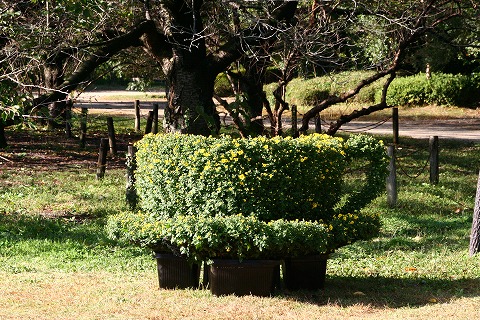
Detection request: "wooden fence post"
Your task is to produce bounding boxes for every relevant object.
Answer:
[126,144,137,209]
[107,117,117,157]
[314,113,322,133]
[291,104,298,138]
[96,138,109,180]
[429,136,439,185]
[79,107,88,148]
[152,103,159,134]
[145,111,154,134]
[65,99,73,138]
[134,100,141,132]
[387,145,397,207]
[392,107,399,145]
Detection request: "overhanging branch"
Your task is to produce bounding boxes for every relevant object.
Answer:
[30,20,164,111]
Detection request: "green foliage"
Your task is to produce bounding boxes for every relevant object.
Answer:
[328,211,381,249]
[265,71,384,108]
[339,134,390,213]
[135,133,387,221]
[0,81,27,125]
[265,71,480,110]
[384,73,480,107]
[126,78,153,92]
[135,133,349,221]
[267,218,329,258]
[112,133,388,260]
[214,72,234,97]
[107,212,329,262]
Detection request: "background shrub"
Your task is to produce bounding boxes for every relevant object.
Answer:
[214,72,234,97]
[264,71,383,108]
[383,72,480,107]
[264,71,480,110]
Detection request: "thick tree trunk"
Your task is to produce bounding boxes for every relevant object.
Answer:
[242,76,266,137]
[0,119,15,149]
[469,171,480,256]
[163,49,219,135]
[44,55,67,128]
[0,123,7,149]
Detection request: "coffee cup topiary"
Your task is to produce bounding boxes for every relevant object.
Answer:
[108,133,387,261]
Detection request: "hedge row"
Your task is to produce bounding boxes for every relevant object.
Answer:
[383,73,480,107]
[262,71,480,108]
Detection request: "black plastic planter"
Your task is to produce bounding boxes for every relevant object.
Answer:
[209,259,281,297]
[154,253,200,289]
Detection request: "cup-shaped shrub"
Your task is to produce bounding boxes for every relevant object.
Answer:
[134,133,387,222]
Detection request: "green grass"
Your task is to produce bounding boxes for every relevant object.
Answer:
[1,129,480,318]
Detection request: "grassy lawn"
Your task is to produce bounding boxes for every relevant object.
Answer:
[1,114,480,319]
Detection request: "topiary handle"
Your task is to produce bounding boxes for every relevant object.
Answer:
[337,134,388,214]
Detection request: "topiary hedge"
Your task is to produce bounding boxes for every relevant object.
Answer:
[380,72,480,107]
[135,133,387,222]
[108,133,387,262]
[264,71,383,108]
[265,71,480,109]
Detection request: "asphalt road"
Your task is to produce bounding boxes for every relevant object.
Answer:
[75,94,480,142]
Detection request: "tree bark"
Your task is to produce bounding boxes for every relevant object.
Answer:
[0,119,15,149]
[163,54,219,135]
[469,171,480,256]
[0,123,7,149]
[159,0,220,135]
[44,52,67,128]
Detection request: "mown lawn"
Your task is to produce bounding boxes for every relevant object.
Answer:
[1,120,480,319]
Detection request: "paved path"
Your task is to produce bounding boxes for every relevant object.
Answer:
[75,94,480,142]
[335,119,480,142]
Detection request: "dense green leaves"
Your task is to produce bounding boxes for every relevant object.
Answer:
[107,133,388,260]
[106,212,330,261]
[135,133,348,221]
[385,73,480,107]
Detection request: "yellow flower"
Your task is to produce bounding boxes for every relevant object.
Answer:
[238,173,246,180]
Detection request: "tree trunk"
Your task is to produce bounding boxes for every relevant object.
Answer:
[44,55,67,128]
[163,53,219,135]
[469,171,480,256]
[242,64,267,136]
[0,123,7,149]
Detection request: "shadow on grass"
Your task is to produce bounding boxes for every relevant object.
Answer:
[0,212,117,249]
[282,275,480,308]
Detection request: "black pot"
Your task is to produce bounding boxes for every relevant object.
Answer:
[209,259,281,297]
[154,252,200,289]
[283,254,329,290]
